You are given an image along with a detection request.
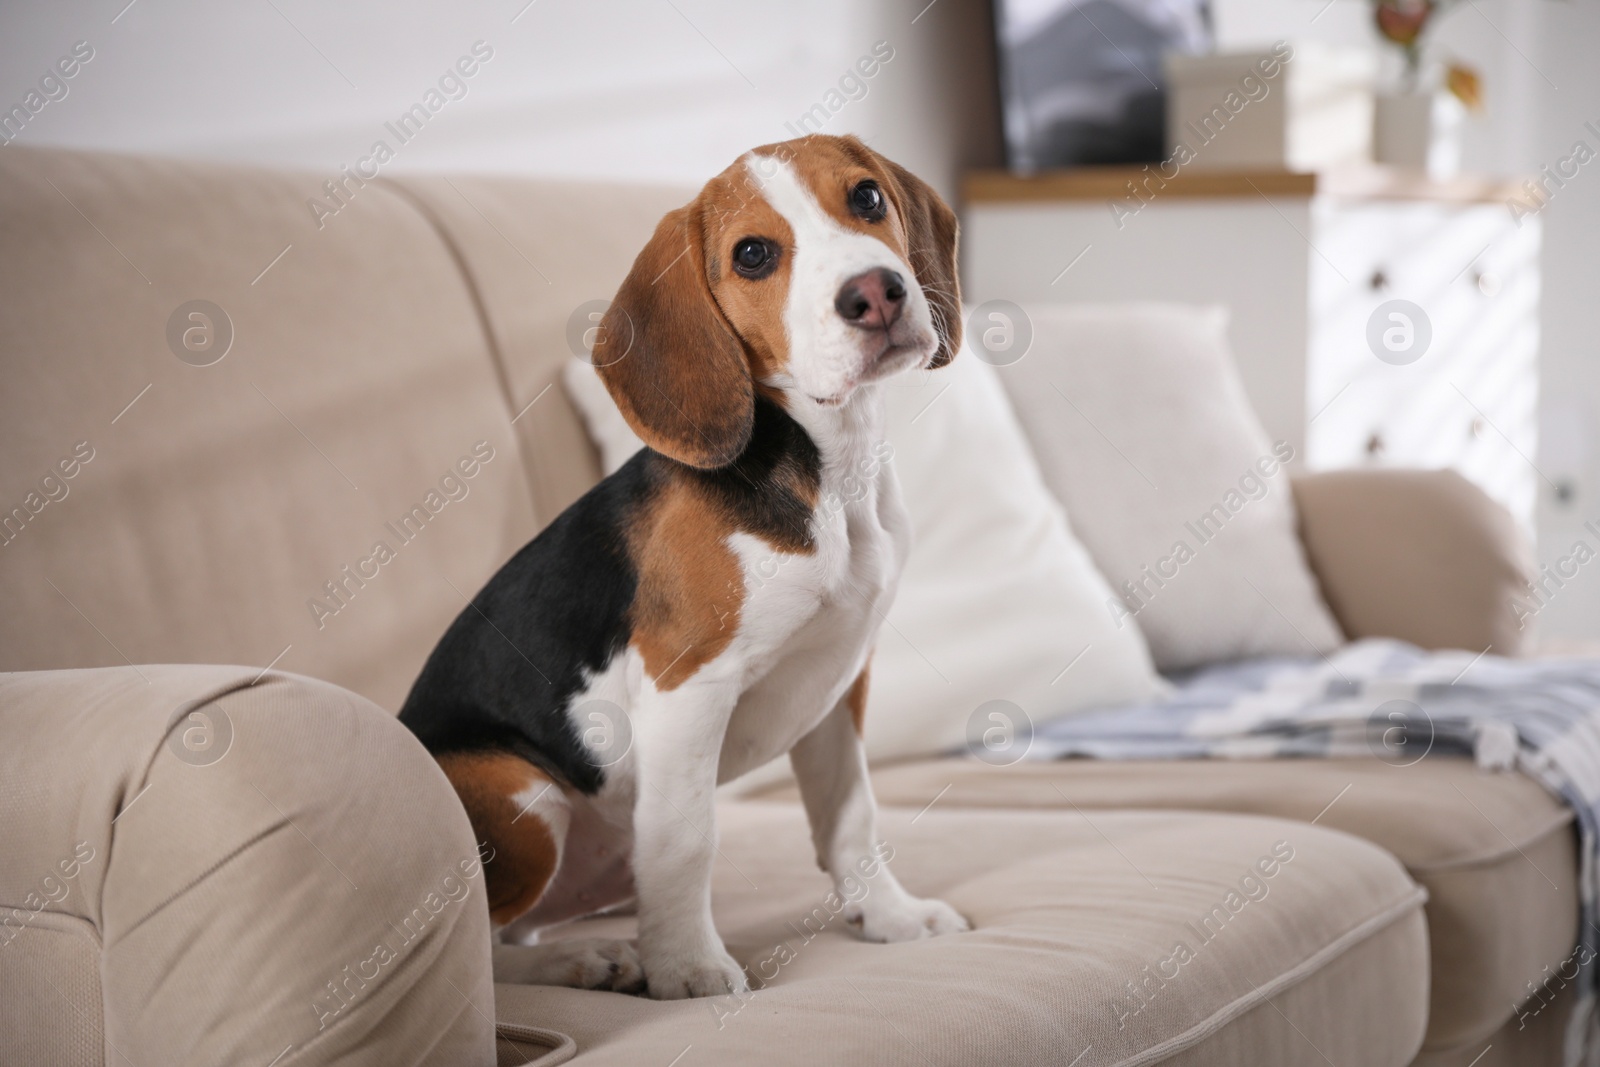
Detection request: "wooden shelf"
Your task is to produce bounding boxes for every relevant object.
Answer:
[965,167,1313,203]
[964,166,1528,205]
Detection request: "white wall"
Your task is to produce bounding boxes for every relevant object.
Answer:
[0,0,1000,202]
[1525,0,1600,643]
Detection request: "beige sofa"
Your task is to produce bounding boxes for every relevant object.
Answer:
[0,145,1574,1067]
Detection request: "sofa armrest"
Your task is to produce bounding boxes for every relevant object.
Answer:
[1292,468,1535,656]
[0,665,496,1067]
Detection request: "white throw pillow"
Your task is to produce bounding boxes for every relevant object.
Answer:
[562,349,1166,767]
[563,360,645,473]
[993,303,1344,671]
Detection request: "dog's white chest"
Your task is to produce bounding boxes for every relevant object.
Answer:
[715,448,908,780]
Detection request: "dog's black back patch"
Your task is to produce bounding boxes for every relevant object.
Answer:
[400,453,653,794]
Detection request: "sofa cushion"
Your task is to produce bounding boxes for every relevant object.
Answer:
[0,146,543,710]
[0,665,495,1067]
[1412,971,1578,1067]
[993,303,1344,671]
[1292,468,1536,655]
[826,756,1577,1051]
[495,804,1428,1066]
[387,174,691,526]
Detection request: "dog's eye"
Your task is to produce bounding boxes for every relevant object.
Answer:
[732,238,774,278]
[850,181,886,222]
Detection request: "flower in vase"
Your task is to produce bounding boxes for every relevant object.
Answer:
[1374,0,1434,48]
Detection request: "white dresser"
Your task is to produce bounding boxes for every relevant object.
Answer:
[961,168,1542,528]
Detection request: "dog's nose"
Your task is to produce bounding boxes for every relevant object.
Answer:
[835,268,906,330]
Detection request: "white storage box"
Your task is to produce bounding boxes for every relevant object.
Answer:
[1164,45,1376,171]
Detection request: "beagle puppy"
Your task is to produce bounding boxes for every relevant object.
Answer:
[400,134,968,1000]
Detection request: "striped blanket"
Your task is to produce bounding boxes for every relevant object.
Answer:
[1029,639,1600,1065]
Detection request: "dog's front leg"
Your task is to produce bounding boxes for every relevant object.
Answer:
[789,676,970,942]
[632,677,749,999]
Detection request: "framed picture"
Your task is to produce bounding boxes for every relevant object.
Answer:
[994,0,1213,171]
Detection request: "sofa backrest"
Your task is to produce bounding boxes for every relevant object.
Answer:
[0,146,689,710]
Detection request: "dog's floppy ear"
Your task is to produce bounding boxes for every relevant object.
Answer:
[880,156,962,367]
[594,204,754,469]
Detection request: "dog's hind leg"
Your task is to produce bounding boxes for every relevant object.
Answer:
[436,751,643,992]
